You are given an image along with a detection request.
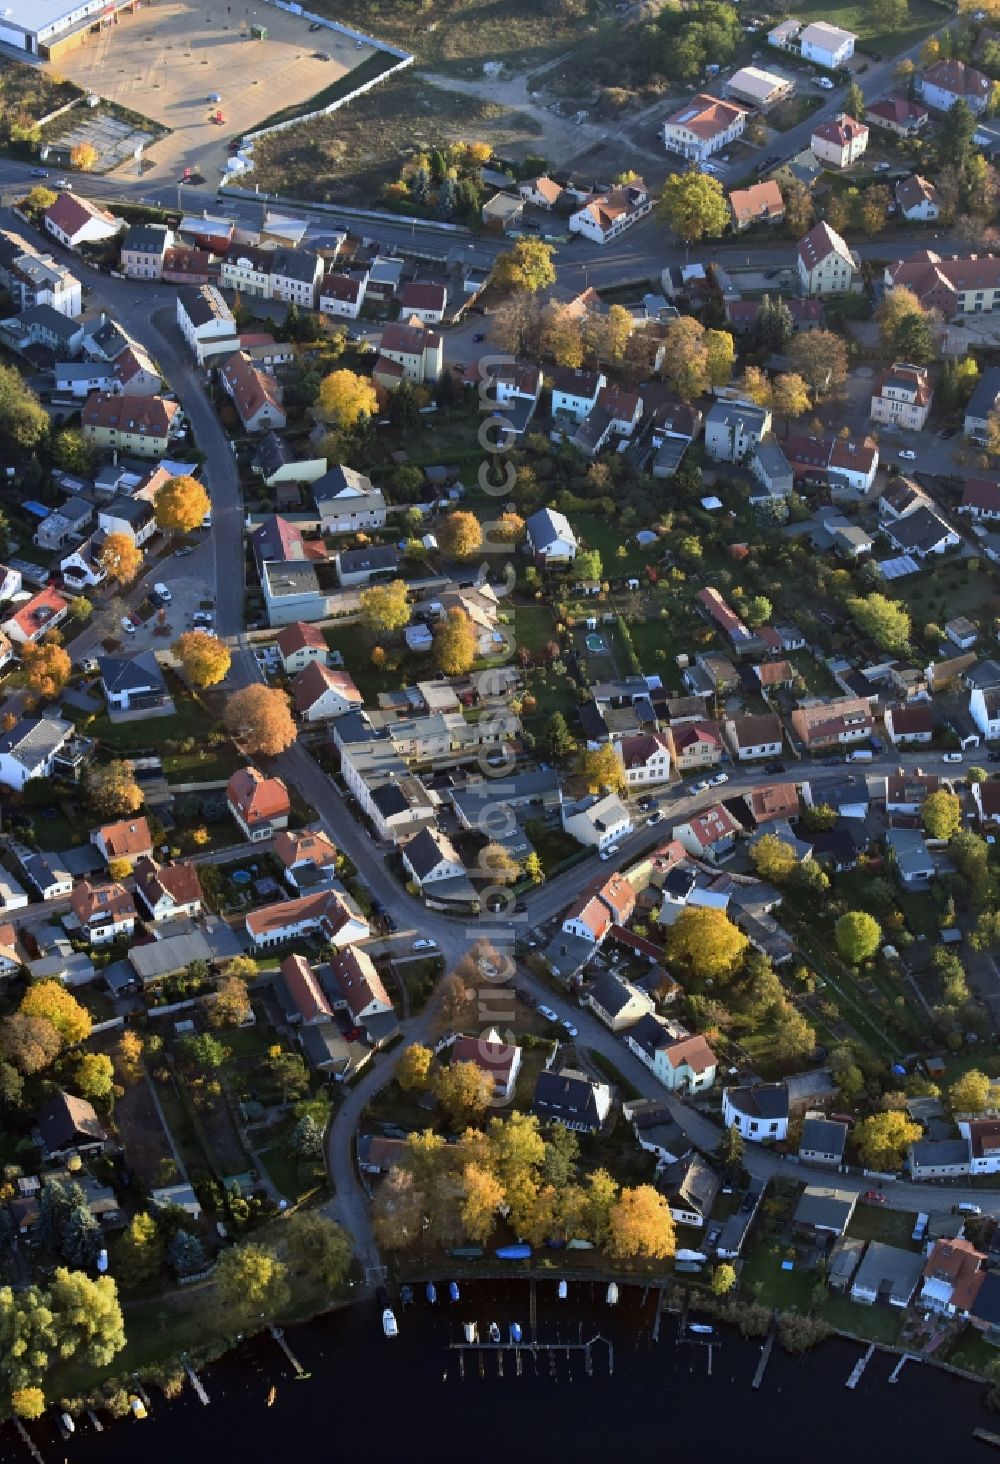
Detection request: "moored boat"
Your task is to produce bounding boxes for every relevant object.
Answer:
[489,1321,501,1344]
[606,1283,619,1305]
[449,1280,460,1302]
[383,1308,399,1338]
[510,1322,522,1344]
[426,1281,437,1304]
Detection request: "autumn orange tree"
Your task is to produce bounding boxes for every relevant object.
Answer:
[438,510,483,560]
[434,607,477,675]
[317,369,377,429]
[87,759,143,817]
[608,1184,676,1261]
[154,475,210,537]
[224,685,297,756]
[21,642,70,699]
[70,142,98,171]
[99,531,143,584]
[20,980,91,1045]
[173,629,231,688]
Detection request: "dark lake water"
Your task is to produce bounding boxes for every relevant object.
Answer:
[4,1280,996,1464]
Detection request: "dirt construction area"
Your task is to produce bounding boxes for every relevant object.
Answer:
[50,0,380,184]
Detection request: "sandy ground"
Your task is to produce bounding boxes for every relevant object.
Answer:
[52,0,377,184]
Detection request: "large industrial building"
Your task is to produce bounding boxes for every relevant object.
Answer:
[0,0,137,61]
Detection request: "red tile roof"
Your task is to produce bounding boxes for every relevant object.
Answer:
[961,478,1000,514]
[227,766,290,824]
[291,659,363,714]
[280,952,334,1023]
[277,620,327,658]
[45,192,119,239]
[97,816,153,860]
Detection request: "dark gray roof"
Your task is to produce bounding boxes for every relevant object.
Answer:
[658,1152,719,1216]
[123,222,171,255]
[800,1116,848,1159]
[726,1082,789,1121]
[972,1269,1000,1327]
[336,545,399,575]
[793,1186,855,1232]
[19,302,81,340]
[313,464,375,502]
[627,1012,672,1058]
[911,1138,971,1167]
[98,653,166,698]
[532,1069,606,1130]
[577,700,608,742]
[966,366,1000,422]
[102,494,153,526]
[403,827,451,880]
[35,1090,105,1151]
[0,716,72,770]
[270,246,320,284]
[886,506,955,554]
[370,782,409,817]
[967,658,1000,692]
[587,971,634,1020]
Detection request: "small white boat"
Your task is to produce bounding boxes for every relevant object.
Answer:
[382,1308,399,1338]
[688,1323,714,1336]
[129,1397,147,1421]
[488,1321,501,1344]
[606,1282,619,1306]
[557,1280,568,1300]
[510,1321,522,1344]
[463,1321,479,1343]
[426,1281,437,1304]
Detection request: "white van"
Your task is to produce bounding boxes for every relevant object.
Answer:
[848,748,873,763]
[957,1202,982,1216]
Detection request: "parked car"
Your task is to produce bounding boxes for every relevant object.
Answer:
[412,938,436,951]
[939,427,957,439]
[709,772,729,787]
[898,449,917,461]
[873,161,891,173]
[943,752,963,764]
[648,810,663,824]
[814,76,835,89]
[153,582,172,602]
[30,168,48,178]
[692,779,710,794]
[599,843,620,861]
[121,615,137,635]
[561,1021,578,1037]
[538,1005,558,1022]
[862,1190,886,1205]
[193,610,214,627]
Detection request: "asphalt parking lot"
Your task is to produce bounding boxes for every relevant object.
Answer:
[124,570,215,650]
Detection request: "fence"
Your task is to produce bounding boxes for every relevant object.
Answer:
[242,1,414,144]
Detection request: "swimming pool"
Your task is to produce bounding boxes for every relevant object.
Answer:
[585,633,605,652]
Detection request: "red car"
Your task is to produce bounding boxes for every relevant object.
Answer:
[862,1190,886,1205]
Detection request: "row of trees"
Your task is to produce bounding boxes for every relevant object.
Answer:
[373,1111,676,1259]
[1,1269,125,1418]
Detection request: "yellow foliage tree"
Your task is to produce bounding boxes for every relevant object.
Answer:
[223,685,297,756]
[87,759,143,816]
[172,630,231,688]
[317,369,377,429]
[154,475,210,537]
[99,531,143,584]
[70,141,98,171]
[22,641,71,699]
[434,607,477,675]
[359,579,410,634]
[608,1184,677,1260]
[21,980,91,1045]
[576,743,626,795]
[438,511,483,560]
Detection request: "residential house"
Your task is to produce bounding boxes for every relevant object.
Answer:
[971,686,1000,741]
[919,1238,987,1317]
[325,945,393,1022]
[2,586,69,645]
[851,1242,925,1307]
[960,1118,1000,1174]
[481,192,524,232]
[175,285,237,362]
[870,364,932,430]
[245,889,369,950]
[261,559,327,627]
[673,804,742,862]
[0,924,19,976]
[667,720,724,773]
[81,392,179,458]
[627,1016,718,1093]
[810,114,868,168]
[44,193,122,251]
[725,65,794,111]
[0,717,76,791]
[61,535,108,593]
[793,1186,857,1238]
[278,952,335,1025]
[799,1113,849,1167]
[659,1152,720,1229]
[661,94,747,161]
[790,696,873,749]
[518,174,564,209]
[728,180,785,231]
[120,223,173,279]
[966,370,1000,442]
[525,506,578,564]
[335,544,400,588]
[919,58,990,114]
[751,436,794,500]
[959,479,1000,521]
[0,302,85,360]
[615,732,672,788]
[449,1029,522,1101]
[401,827,466,890]
[70,880,136,945]
[91,816,153,866]
[292,661,363,722]
[884,506,960,559]
[33,496,92,551]
[97,494,155,548]
[723,713,783,762]
[755,659,796,696]
[973,778,1000,823]
[562,893,614,945]
[2,239,80,316]
[98,653,170,715]
[532,1068,612,1133]
[218,350,286,434]
[946,616,979,651]
[889,257,1000,323]
[19,849,72,901]
[227,767,290,842]
[768,19,856,68]
[561,792,633,851]
[585,971,656,1031]
[268,247,323,308]
[797,221,860,296]
[319,271,367,319]
[375,320,443,385]
[866,95,929,136]
[568,181,653,244]
[273,828,339,892]
[551,367,605,425]
[722,1082,789,1142]
[399,281,447,324]
[162,245,210,284]
[895,174,942,222]
[312,464,386,535]
[705,400,771,462]
[909,1137,972,1179]
[696,586,755,650]
[276,620,329,675]
[34,1092,106,1160]
[884,704,934,745]
[133,857,203,923]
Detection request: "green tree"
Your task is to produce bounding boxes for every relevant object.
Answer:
[167,1228,206,1278]
[834,910,881,965]
[0,365,48,448]
[749,833,798,884]
[855,1110,922,1170]
[716,1123,744,1171]
[922,789,962,841]
[846,593,911,654]
[115,1211,164,1287]
[283,1211,352,1290]
[433,1060,494,1124]
[265,1045,310,1105]
[575,547,602,582]
[843,80,866,122]
[939,96,976,171]
[542,710,576,761]
[49,1269,125,1369]
[522,851,544,885]
[359,579,410,635]
[74,1051,114,1103]
[541,1122,579,1188]
[215,1243,289,1318]
[658,171,730,242]
[665,906,749,982]
[290,1112,325,1159]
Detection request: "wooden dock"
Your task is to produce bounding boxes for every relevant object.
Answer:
[182,1356,211,1405]
[752,1325,775,1390]
[846,1343,875,1390]
[889,1354,918,1385]
[651,1285,666,1343]
[973,1427,1000,1448]
[270,1324,311,1379]
[12,1418,44,1464]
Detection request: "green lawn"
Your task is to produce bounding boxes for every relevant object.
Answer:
[525,819,589,877]
[162,744,244,783]
[80,695,223,753]
[820,1292,903,1345]
[513,603,556,652]
[740,1242,816,1311]
[784,0,945,54]
[571,513,648,577]
[846,1203,919,1248]
[947,1327,1000,1375]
